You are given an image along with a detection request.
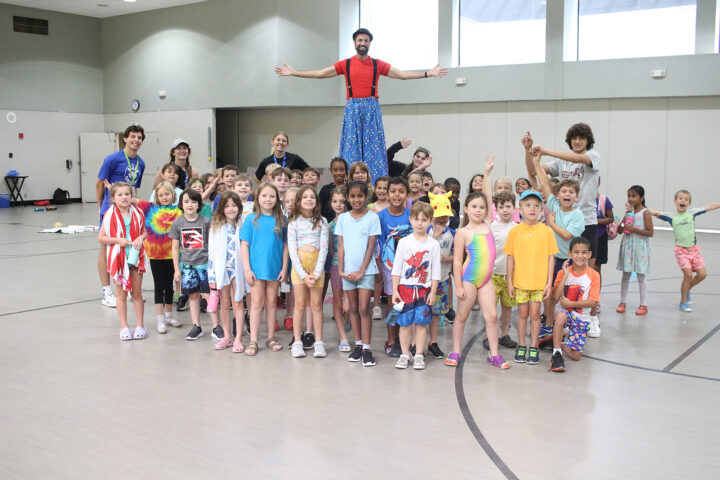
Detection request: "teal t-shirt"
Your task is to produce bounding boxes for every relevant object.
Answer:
[546,195,585,259]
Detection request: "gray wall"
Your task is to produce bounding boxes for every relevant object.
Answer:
[0,4,103,113]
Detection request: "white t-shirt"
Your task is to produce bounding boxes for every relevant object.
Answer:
[546,149,601,226]
[428,225,454,281]
[391,234,441,288]
[491,220,516,275]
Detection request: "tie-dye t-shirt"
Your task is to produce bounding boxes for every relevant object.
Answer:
[136,200,182,260]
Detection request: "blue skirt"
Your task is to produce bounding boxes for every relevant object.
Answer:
[340,97,388,184]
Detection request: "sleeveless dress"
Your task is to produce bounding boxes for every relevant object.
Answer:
[617,208,651,274]
[461,229,496,288]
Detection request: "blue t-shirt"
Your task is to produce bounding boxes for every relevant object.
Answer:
[97,150,146,215]
[239,213,285,281]
[377,207,412,269]
[334,210,381,275]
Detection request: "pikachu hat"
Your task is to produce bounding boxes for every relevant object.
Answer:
[428,191,453,218]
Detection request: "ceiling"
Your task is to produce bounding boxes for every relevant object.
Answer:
[4,0,208,19]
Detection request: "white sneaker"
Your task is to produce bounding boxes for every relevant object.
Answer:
[372,306,382,320]
[472,303,480,311]
[313,341,327,358]
[413,354,426,370]
[395,354,410,369]
[587,316,601,338]
[156,319,167,334]
[165,317,182,328]
[102,291,117,308]
[291,340,306,358]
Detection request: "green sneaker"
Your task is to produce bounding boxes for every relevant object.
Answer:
[527,347,540,365]
[513,346,527,363]
[173,292,180,303]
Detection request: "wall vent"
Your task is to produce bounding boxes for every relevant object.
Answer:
[13,16,48,35]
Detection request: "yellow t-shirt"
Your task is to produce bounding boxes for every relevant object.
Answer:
[503,222,559,290]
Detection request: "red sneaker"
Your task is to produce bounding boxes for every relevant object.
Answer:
[616,303,626,313]
[284,316,293,330]
[635,305,648,316]
[276,295,286,309]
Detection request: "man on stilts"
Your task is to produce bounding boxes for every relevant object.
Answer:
[275,28,447,183]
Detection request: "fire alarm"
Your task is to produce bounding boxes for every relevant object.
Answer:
[18,133,24,140]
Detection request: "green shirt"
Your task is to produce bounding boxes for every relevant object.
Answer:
[657,210,706,247]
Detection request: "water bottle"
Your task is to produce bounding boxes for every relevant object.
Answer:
[385,301,405,326]
[126,246,140,266]
[207,289,220,313]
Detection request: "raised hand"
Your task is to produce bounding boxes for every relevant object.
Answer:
[428,64,448,77]
[400,138,412,149]
[521,131,533,150]
[274,63,296,76]
[529,145,542,156]
[485,154,495,173]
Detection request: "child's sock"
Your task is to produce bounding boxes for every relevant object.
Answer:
[363,344,371,350]
[355,340,362,346]
[164,312,173,320]
[157,314,165,323]
[102,285,113,296]
[553,348,561,355]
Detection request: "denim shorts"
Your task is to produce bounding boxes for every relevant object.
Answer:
[342,273,375,291]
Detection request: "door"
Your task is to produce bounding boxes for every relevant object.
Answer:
[80,132,160,203]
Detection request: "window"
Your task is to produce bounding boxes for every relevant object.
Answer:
[578,0,697,60]
[359,0,438,70]
[459,0,546,67]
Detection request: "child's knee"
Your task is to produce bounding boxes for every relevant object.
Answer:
[696,269,707,280]
[682,269,693,280]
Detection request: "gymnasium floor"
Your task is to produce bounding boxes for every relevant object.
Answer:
[1,203,718,480]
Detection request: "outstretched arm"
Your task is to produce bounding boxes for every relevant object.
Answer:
[387,64,447,80]
[704,201,720,212]
[482,155,494,204]
[530,145,592,166]
[532,152,552,200]
[275,63,337,79]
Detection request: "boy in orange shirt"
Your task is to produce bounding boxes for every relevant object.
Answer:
[550,237,600,372]
[504,190,558,365]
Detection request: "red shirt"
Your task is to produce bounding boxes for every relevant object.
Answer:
[334,56,391,99]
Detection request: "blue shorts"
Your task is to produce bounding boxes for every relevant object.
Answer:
[180,263,210,295]
[555,306,589,352]
[431,278,449,315]
[396,284,431,327]
[342,273,374,291]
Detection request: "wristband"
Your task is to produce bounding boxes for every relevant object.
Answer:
[424,71,428,78]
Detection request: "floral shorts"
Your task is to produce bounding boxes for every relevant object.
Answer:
[291,249,324,287]
[492,274,517,307]
[555,307,589,352]
[674,244,705,271]
[514,288,543,304]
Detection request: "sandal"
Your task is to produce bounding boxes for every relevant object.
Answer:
[214,336,232,350]
[119,327,132,341]
[244,341,258,356]
[232,338,245,353]
[616,303,626,313]
[635,305,648,316]
[266,336,283,352]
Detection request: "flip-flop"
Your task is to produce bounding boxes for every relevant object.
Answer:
[133,326,146,340]
[232,338,245,353]
[120,328,132,341]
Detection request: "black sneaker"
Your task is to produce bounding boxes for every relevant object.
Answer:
[445,308,456,324]
[185,324,203,340]
[200,298,207,313]
[550,351,566,372]
[380,295,388,305]
[499,335,518,349]
[177,294,189,311]
[348,345,363,362]
[527,347,540,365]
[428,342,444,359]
[482,338,490,350]
[232,317,237,338]
[211,325,224,341]
[409,344,416,357]
[362,349,376,366]
[303,332,315,350]
[513,346,527,363]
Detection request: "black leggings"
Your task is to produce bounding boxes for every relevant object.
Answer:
[150,259,175,305]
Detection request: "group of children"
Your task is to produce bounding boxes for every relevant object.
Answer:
[98,127,718,373]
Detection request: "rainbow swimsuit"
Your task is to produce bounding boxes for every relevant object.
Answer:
[461,230,496,288]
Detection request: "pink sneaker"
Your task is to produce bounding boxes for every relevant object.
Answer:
[487,354,511,369]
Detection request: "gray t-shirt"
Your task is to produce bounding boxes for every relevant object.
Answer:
[546,149,601,226]
[169,214,211,265]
